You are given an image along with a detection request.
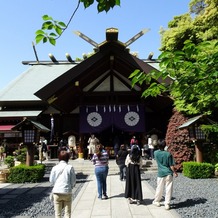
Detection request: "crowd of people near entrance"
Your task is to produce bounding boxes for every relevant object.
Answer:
[47,131,178,217]
[85,134,178,211]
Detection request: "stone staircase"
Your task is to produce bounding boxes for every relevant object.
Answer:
[69,158,157,175]
[43,158,158,176]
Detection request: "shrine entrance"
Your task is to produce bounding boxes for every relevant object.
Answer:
[34,28,173,154]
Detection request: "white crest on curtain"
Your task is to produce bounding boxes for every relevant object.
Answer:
[109,105,111,112]
[113,105,116,112]
[86,107,88,113]
[96,105,98,112]
[128,105,130,112]
[119,105,121,112]
[137,105,139,112]
[104,106,106,113]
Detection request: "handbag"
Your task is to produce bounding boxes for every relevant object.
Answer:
[49,165,67,202]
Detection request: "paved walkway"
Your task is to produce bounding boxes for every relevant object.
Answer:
[0,159,181,218]
[71,173,181,218]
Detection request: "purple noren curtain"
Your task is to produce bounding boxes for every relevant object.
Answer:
[80,105,145,133]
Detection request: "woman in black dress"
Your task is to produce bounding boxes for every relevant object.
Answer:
[124,144,143,205]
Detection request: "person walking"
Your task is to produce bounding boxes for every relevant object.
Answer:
[130,136,138,148]
[0,144,5,161]
[88,134,99,160]
[152,139,178,210]
[1,139,8,159]
[125,144,143,205]
[113,135,120,156]
[49,147,76,218]
[92,144,109,200]
[42,137,49,160]
[116,144,128,181]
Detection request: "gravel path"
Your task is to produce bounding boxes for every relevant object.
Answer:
[1,171,217,218]
[0,174,87,218]
[142,172,218,218]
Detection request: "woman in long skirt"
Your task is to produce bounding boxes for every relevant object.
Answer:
[125,144,143,205]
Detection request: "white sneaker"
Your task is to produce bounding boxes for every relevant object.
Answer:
[152,201,160,207]
[165,204,170,210]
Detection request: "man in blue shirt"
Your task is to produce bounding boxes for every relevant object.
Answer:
[152,139,178,210]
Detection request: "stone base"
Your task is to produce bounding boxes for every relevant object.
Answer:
[0,169,9,183]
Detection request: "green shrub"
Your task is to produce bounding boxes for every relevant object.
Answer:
[7,164,46,183]
[183,161,215,179]
[4,156,15,168]
[14,148,27,163]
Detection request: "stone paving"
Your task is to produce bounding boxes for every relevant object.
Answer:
[0,159,181,218]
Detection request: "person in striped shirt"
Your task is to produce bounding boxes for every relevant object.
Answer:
[92,144,109,200]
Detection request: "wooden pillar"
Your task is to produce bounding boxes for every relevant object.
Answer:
[26,144,35,166]
[195,143,203,163]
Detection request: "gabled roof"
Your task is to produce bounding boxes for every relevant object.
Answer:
[34,31,173,113]
[178,114,216,129]
[178,115,204,129]
[12,118,50,132]
[0,28,173,115]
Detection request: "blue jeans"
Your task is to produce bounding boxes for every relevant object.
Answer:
[95,166,109,198]
[118,164,126,180]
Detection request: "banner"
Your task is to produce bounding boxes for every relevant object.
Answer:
[80,105,145,133]
[49,115,54,143]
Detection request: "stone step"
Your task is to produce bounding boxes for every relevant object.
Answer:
[43,159,158,175]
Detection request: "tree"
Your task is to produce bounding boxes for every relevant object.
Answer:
[130,0,218,164]
[130,0,218,117]
[35,0,120,45]
[165,108,194,171]
[160,0,218,51]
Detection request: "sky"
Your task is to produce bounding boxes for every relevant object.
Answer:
[0,0,190,91]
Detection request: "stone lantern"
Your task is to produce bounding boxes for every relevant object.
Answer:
[12,118,50,166]
[178,114,210,163]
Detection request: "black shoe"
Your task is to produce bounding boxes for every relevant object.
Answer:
[102,194,108,200]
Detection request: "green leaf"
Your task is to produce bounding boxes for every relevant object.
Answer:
[49,33,57,37]
[81,0,94,8]
[97,4,105,12]
[42,15,53,21]
[115,0,121,5]
[35,34,44,44]
[49,37,56,46]
[129,69,141,78]
[43,37,48,43]
[35,30,45,35]
[55,26,62,35]
[109,0,116,8]
[58,22,66,28]
[42,21,53,29]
